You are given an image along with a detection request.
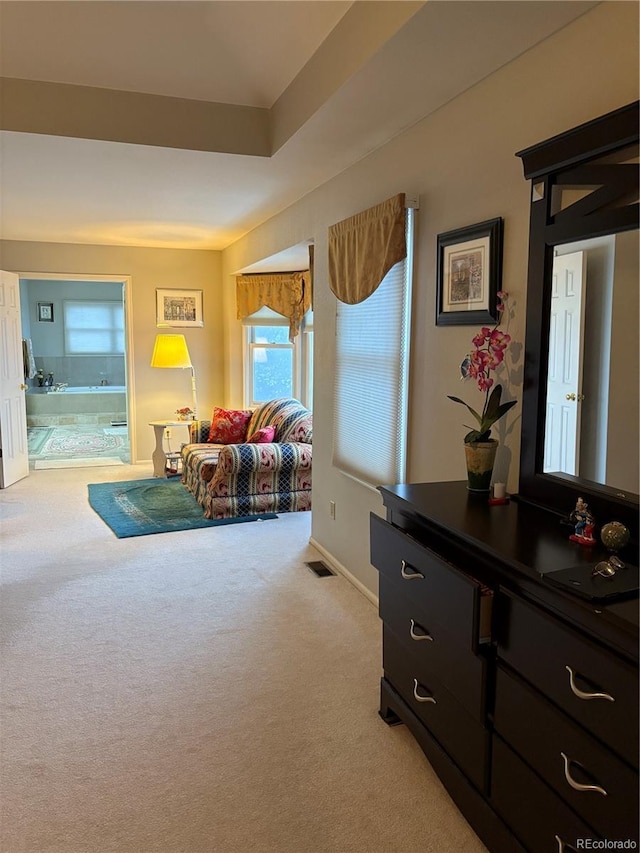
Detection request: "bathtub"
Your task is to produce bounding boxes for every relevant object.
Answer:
[26,385,127,425]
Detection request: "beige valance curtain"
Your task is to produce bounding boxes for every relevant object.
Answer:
[236,270,312,341]
[328,193,406,305]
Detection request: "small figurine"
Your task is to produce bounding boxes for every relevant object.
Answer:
[569,496,596,545]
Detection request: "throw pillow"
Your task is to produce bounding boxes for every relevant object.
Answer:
[208,407,253,444]
[246,425,276,444]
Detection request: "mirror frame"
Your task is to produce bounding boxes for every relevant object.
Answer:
[516,101,639,542]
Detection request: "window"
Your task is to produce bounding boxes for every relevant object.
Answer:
[63,301,124,355]
[243,306,313,407]
[333,207,414,485]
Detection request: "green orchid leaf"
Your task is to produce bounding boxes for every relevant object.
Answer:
[464,428,492,444]
[483,384,503,420]
[447,395,482,424]
[492,400,517,421]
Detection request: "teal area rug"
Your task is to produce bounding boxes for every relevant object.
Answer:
[88,478,277,538]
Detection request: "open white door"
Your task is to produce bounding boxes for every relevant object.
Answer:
[0,271,29,487]
[543,251,586,475]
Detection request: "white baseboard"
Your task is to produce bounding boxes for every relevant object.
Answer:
[308,536,379,608]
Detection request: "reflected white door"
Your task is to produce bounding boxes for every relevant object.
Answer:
[544,251,586,475]
[0,271,29,487]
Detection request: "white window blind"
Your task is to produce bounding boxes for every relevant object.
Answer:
[64,301,124,355]
[333,208,413,486]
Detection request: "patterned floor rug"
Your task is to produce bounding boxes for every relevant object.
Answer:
[27,427,55,455]
[28,427,130,467]
[42,429,124,457]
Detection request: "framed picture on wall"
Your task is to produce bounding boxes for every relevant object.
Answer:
[37,302,54,322]
[156,289,204,328]
[436,217,503,326]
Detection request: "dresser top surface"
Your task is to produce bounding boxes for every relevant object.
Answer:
[378,481,639,656]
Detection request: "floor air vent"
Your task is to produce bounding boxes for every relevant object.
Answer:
[305,561,336,578]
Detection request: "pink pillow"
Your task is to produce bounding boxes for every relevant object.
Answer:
[246,425,276,444]
[208,407,253,444]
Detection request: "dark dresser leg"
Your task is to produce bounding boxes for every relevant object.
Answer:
[379,678,403,726]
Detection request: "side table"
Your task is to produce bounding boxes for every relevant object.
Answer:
[149,420,193,478]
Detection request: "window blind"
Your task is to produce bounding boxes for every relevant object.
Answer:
[333,208,413,485]
[64,301,124,355]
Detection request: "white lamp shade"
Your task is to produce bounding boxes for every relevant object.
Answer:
[151,334,192,369]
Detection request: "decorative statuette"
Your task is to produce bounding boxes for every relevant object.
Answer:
[568,497,596,545]
[593,521,630,578]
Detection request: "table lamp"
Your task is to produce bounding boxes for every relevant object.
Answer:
[150,333,198,418]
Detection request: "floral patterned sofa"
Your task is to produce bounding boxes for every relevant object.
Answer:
[181,398,312,519]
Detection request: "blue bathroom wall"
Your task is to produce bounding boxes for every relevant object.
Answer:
[21,279,125,388]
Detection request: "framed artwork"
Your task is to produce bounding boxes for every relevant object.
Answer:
[436,217,503,326]
[37,302,54,322]
[156,288,203,328]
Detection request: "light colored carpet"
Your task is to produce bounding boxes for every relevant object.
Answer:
[0,464,487,853]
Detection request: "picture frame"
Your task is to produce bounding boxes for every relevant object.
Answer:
[37,302,54,322]
[436,217,503,326]
[156,288,203,328]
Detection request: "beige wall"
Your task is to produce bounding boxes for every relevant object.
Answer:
[222,1,639,596]
[0,241,222,461]
[607,229,639,493]
[1,3,637,596]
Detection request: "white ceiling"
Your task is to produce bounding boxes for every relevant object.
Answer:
[0,1,353,107]
[0,1,598,268]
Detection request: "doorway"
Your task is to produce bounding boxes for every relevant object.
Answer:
[19,272,135,469]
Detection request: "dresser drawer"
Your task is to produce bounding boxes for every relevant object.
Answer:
[379,573,487,719]
[382,625,489,792]
[372,515,489,649]
[492,735,602,852]
[497,592,638,766]
[494,665,639,841]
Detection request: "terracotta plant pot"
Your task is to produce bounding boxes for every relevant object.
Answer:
[464,440,498,492]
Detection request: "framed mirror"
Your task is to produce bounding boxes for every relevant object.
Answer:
[517,101,639,542]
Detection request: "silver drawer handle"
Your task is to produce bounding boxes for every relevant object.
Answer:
[400,560,424,580]
[565,666,615,702]
[560,752,607,796]
[413,678,436,704]
[410,619,434,642]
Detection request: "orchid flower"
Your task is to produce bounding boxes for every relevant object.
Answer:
[448,292,517,444]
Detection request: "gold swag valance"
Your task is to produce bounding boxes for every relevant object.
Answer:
[236,270,312,341]
[328,193,406,305]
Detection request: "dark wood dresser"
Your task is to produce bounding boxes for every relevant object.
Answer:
[371,481,639,853]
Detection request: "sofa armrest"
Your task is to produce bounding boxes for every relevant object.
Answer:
[188,420,212,443]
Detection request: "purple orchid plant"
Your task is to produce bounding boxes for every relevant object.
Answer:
[448,291,517,444]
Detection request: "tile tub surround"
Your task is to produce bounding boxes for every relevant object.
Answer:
[31,355,125,390]
[26,386,126,428]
